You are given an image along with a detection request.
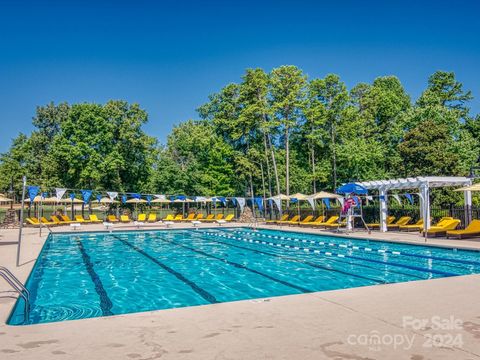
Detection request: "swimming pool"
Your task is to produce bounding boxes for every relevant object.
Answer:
[8,227,480,325]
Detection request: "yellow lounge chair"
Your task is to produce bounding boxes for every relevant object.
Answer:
[40,217,57,226]
[88,214,103,223]
[425,218,458,231]
[223,214,234,221]
[202,214,224,222]
[324,218,347,228]
[423,219,461,237]
[277,215,299,225]
[107,215,119,223]
[399,217,452,232]
[120,215,131,223]
[200,214,215,222]
[311,216,339,227]
[147,213,157,222]
[137,214,147,222]
[399,219,424,232]
[188,213,204,221]
[432,217,454,228]
[194,213,204,221]
[51,215,71,225]
[215,214,235,224]
[75,215,91,223]
[367,216,396,229]
[171,214,184,221]
[386,216,412,230]
[162,214,175,221]
[299,215,325,227]
[26,217,40,226]
[61,215,75,222]
[185,213,196,221]
[447,220,480,239]
[289,215,314,225]
[266,214,288,224]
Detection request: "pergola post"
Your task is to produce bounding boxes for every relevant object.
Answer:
[464,190,472,227]
[419,192,425,223]
[379,188,388,232]
[420,183,431,230]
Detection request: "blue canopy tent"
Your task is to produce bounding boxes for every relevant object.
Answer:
[336,183,369,195]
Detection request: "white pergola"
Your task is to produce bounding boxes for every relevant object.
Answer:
[356,176,472,232]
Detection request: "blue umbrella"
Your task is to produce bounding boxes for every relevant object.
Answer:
[336,183,368,195]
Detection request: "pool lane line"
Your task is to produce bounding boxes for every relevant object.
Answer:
[236,229,480,267]
[211,231,458,277]
[111,235,218,304]
[230,229,478,269]
[194,232,425,281]
[75,239,114,316]
[154,235,313,294]
[204,231,458,277]
[190,232,387,284]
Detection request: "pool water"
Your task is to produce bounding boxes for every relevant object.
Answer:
[9,227,480,325]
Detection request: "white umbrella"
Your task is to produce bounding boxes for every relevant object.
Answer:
[0,195,13,202]
[455,183,480,192]
[93,197,119,204]
[151,198,170,203]
[311,191,341,199]
[150,197,170,219]
[272,194,290,200]
[63,198,84,204]
[289,193,309,218]
[290,193,308,200]
[126,198,147,218]
[126,198,147,204]
[310,191,341,217]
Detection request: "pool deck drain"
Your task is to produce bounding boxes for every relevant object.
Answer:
[0,223,479,359]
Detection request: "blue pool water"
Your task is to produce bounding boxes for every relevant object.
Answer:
[9,227,480,325]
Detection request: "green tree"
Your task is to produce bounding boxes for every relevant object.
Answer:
[417,71,473,116]
[152,120,235,195]
[308,74,349,189]
[0,100,156,193]
[352,76,411,175]
[239,68,279,196]
[46,101,155,191]
[270,65,306,196]
[398,119,476,177]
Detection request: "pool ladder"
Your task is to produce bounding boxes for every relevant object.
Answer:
[0,266,30,323]
[248,217,263,230]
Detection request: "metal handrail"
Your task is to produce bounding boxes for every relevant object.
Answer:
[0,266,29,323]
[41,223,53,233]
[248,217,260,230]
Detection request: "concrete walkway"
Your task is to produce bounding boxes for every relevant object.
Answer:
[0,224,479,359]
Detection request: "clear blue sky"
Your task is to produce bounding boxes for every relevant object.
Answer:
[1,0,479,152]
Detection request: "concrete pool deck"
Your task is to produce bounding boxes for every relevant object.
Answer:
[0,223,479,359]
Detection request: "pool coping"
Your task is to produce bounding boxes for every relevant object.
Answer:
[2,225,480,358]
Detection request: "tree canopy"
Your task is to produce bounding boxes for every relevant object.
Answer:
[1,68,478,206]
